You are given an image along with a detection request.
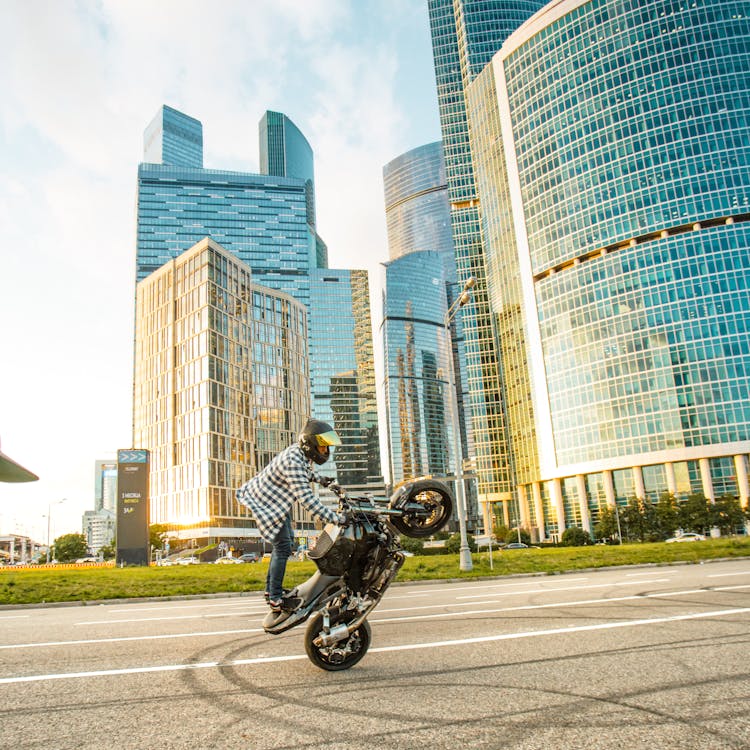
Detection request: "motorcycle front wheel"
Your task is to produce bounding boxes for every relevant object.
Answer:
[389,478,454,538]
[304,613,372,671]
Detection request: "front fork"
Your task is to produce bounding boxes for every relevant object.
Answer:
[315,550,405,647]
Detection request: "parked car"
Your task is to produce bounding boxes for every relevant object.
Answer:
[214,555,243,564]
[177,556,200,565]
[239,552,259,563]
[665,532,706,543]
[75,557,99,563]
[503,542,529,549]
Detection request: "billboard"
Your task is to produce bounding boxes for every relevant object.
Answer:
[116,449,150,565]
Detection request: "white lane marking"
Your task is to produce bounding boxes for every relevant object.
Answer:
[402,578,589,596]
[0,615,29,620]
[454,578,670,601]
[108,600,260,612]
[2,606,747,685]
[0,628,265,650]
[373,585,750,624]
[708,571,750,578]
[625,571,671,577]
[370,607,750,655]
[76,610,266,626]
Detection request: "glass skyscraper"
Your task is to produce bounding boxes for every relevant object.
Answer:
[428,0,546,524]
[133,237,312,542]
[382,142,473,502]
[381,251,453,484]
[259,110,317,229]
[143,105,203,168]
[466,0,750,538]
[309,269,381,488]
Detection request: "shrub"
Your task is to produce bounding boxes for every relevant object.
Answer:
[444,532,478,554]
[399,536,425,555]
[560,526,592,547]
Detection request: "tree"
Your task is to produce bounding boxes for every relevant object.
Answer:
[594,505,619,542]
[54,533,88,562]
[150,524,169,551]
[678,493,711,534]
[560,526,592,546]
[621,497,658,543]
[444,532,477,554]
[99,540,116,560]
[710,495,747,535]
[493,523,511,544]
[655,492,679,540]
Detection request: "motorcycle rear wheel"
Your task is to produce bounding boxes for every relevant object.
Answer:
[304,613,372,671]
[389,478,454,538]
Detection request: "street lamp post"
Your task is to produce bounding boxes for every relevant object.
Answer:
[445,276,475,572]
[46,498,66,563]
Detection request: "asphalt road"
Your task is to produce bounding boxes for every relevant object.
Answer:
[1,560,749,750]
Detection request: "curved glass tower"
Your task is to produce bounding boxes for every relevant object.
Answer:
[468,0,750,538]
[381,251,453,484]
[383,142,455,269]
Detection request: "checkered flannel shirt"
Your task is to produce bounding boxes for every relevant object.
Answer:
[235,443,341,542]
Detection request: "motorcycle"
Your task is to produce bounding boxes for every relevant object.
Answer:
[262,477,454,671]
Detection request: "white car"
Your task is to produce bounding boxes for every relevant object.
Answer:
[177,556,200,565]
[214,556,243,564]
[665,532,706,543]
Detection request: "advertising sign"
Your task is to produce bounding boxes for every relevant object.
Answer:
[116,449,150,565]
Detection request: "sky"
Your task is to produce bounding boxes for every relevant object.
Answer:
[0,0,442,543]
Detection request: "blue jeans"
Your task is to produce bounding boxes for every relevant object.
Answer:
[266,515,293,601]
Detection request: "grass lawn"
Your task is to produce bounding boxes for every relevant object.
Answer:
[1,537,748,606]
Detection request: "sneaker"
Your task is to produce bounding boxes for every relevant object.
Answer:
[265,588,290,605]
[268,596,301,613]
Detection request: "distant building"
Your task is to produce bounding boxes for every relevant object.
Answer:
[133,237,312,542]
[134,106,372,505]
[82,509,115,555]
[94,459,118,513]
[143,104,203,168]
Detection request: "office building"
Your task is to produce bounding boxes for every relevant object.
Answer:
[382,142,473,499]
[428,0,546,527]
[309,269,381,488]
[143,105,203,168]
[465,0,750,538]
[94,459,118,513]
[133,237,312,541]
[82,509,115,555]
[381,251,453,484]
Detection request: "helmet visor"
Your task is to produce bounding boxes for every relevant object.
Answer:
[315,430,341,447]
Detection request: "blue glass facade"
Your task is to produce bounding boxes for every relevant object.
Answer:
[381,251,454,484]
[468,0,750,537]
[309,269,381,486]
[136,163,312,308]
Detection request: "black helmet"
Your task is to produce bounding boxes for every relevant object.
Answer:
[299,419,341,465]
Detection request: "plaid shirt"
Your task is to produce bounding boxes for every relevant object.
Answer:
[235,444,340,542]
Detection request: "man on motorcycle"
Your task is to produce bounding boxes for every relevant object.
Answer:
[236,419,347,613]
